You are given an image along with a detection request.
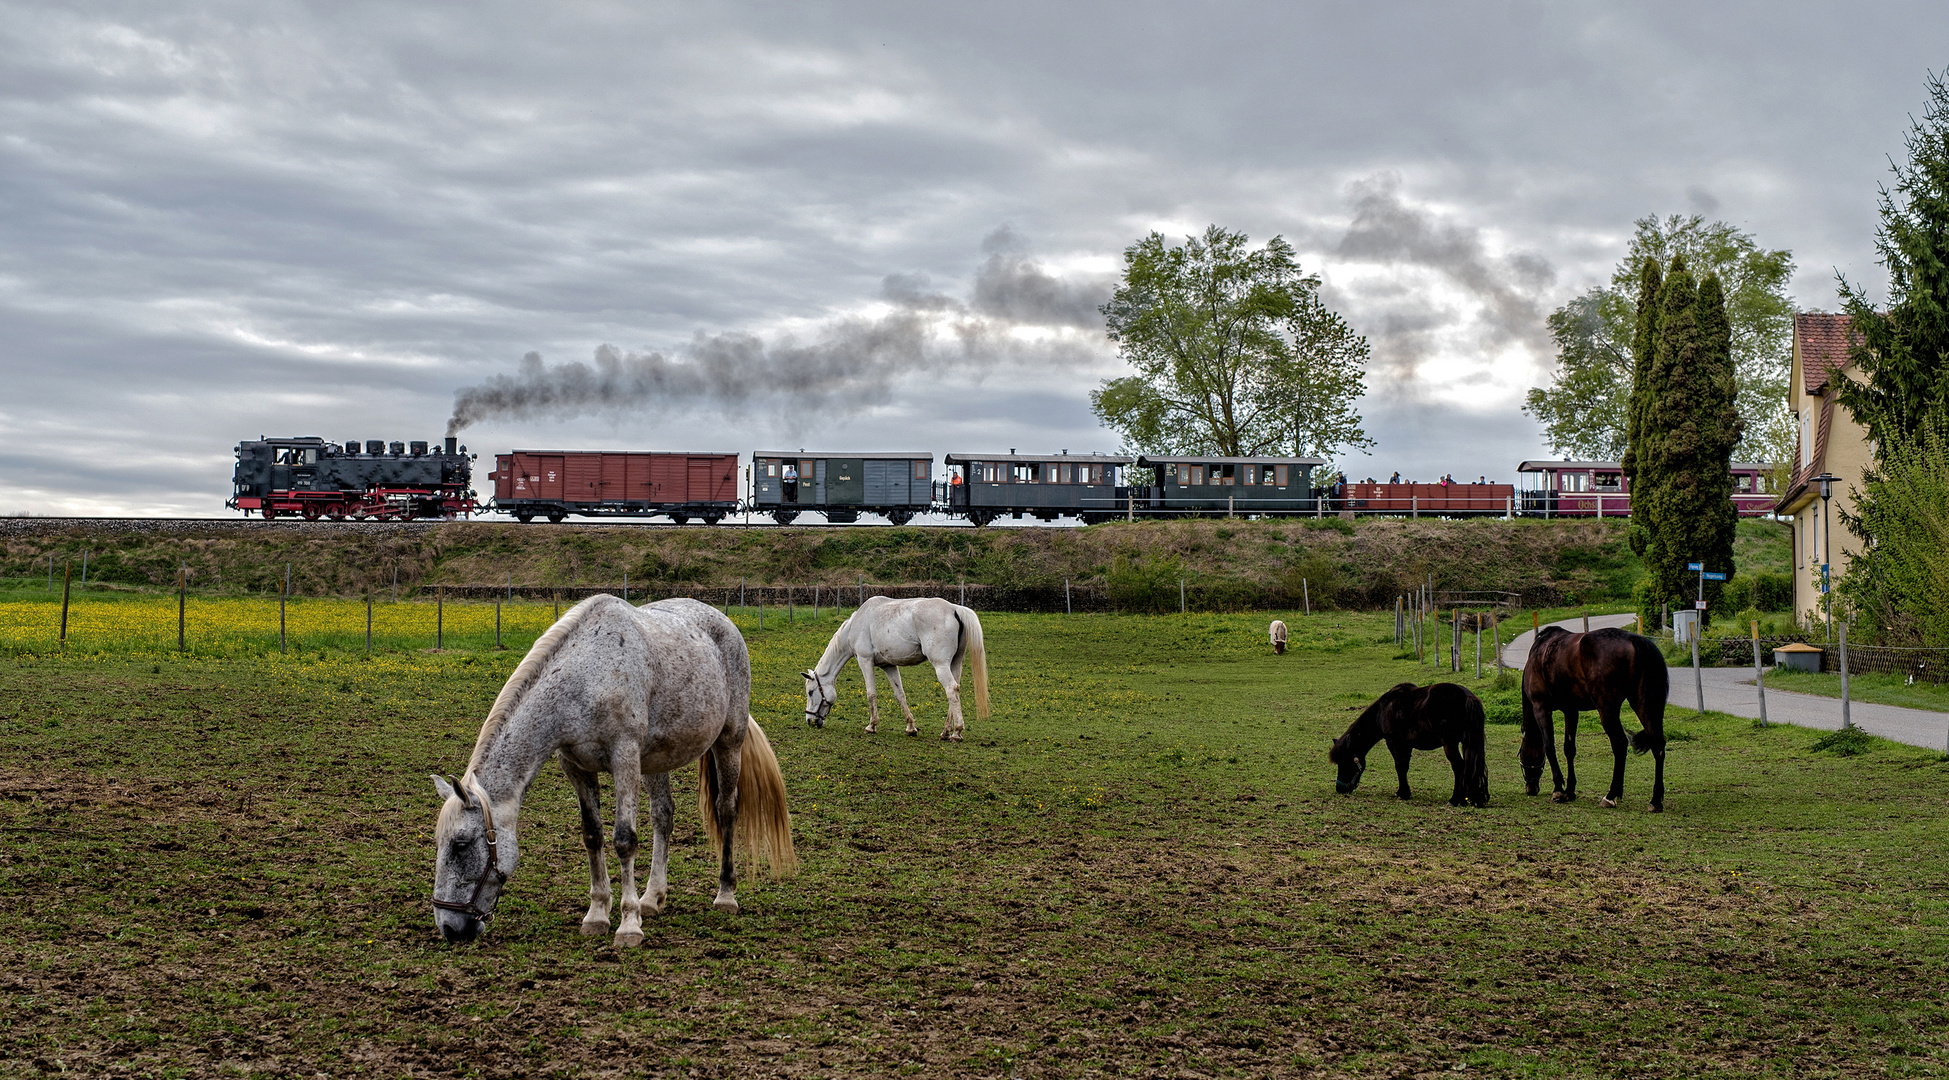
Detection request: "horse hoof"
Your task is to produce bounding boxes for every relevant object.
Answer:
[713,896,740,915]
[1551,791,1573,803]
[1650,803,1664,814]
[1600,797,1618,808]
[580,920,611,937]
[614,929,644,949]
[905,729,918,737]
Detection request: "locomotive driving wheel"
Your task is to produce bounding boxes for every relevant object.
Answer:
[302,503,322,521]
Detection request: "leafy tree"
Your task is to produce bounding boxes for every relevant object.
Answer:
[1525,215,1793,464]
[1839,415,1949,644]
[1092,226,1372,460]
[1836,70,1949,642]
[1630,259,1743,625]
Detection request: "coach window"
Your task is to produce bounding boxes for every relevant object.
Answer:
[800,460,815,481]
[1189,465,1203,486]
[913,460,929,480]
[764,460,779,477]
[1220,464,1235,486]
[1595,472,1621,491]
[1735,473,1753,493]
[1275,464,1289,487]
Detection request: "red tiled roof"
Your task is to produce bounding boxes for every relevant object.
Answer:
[1797,313,1858,393]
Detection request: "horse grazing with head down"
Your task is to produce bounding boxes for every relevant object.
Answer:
[430,595,796,948]
[1520,625,1669,810]
[1269,620,1288,654]
[1329,682,1488,807]
[802,596,988,740]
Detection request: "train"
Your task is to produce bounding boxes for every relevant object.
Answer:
[230,438,1781,525]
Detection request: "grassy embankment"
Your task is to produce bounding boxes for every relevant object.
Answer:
[2,516,1687,610]
[3,598,1946,1077]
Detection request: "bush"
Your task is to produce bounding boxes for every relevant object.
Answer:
[1722,571,1793,613]
[1106,553,1187,614]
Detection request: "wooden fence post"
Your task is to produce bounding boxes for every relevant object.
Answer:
[59,562,71,649]
[495,596,502,650]
[177,564,186,654]
[1303,578,1310,615]
[280,563,290,654]
[1065,579,1071,615]
[367,589,374,654]
[437,585,444,650]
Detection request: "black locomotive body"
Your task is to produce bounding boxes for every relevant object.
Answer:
[229,436,476,520]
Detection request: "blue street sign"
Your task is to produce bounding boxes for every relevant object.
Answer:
[1703,571,1727,581]
[1687,562,1704,571]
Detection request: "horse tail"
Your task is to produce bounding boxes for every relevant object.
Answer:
[1463,689,1490,804]
[1630,635,1670,754]
[957,605,991,721]
[696,717,799,879]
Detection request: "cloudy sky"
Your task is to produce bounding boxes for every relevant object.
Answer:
[2,1,1943,516]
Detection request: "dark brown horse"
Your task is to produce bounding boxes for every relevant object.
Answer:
[1329,682,1488,807]
[1520,626,1669,810]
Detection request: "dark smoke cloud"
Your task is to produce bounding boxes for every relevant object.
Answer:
[447,312,930,436]
[969,226,1111,329]
[1334,174,1555,385]
[447,232,1105,435]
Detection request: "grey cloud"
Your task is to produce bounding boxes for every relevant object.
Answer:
[1335,174,1556,376]
[969,226,1112,329]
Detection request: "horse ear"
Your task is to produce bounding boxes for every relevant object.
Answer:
[431,774,457,802]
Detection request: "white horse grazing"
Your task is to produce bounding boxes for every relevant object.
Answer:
[430,595,795,948]
[1270,619,1288,654]
[802,596,990,740]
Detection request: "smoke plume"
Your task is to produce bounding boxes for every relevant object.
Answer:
[447,231,1108,436]
[1334,174,1555,386]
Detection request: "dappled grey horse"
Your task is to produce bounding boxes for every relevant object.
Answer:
[431,596,795,947]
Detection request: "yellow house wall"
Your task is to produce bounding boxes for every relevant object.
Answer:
[1781,363,1871,633]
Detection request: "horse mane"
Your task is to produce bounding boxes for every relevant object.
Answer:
[1331,682,1416,762]
[469,595,610,770]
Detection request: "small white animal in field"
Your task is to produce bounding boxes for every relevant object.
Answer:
[1270,619,1288,655]
[803,595,990,740]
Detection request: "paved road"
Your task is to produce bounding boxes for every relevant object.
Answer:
[1496,613,1949,752]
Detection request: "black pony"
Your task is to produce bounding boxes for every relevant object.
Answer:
[1329,682,1488,807]
[1520,626,1669,810]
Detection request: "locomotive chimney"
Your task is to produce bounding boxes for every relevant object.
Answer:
[445,436,457,456]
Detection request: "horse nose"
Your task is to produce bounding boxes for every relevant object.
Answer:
[439,915,481,944]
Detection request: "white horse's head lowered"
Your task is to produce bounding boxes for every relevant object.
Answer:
[430,774,513,944]
[802,668,837,728]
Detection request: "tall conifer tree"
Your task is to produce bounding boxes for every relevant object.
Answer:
[1835,69,1949,640]
[1629,259,1742,624]
[1623,257,1663,558]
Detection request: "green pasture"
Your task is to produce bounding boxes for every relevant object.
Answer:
[3,604,1947,1077]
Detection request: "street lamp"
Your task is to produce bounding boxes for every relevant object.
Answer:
[1812,472,1837,642]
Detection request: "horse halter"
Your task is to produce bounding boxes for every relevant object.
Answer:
[432,776,507,925]
[803,669,834,725]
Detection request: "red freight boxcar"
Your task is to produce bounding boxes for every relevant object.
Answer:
[489,450,739,523]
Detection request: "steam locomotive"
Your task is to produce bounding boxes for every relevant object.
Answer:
[228,436,476,520]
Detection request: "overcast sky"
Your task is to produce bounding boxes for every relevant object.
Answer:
[2,1,1943,515]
